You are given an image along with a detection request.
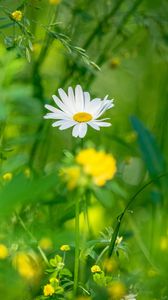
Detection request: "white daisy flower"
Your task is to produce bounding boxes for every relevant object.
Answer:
[44,85,114,138]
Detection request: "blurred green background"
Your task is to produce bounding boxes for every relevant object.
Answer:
[0,0,168,299]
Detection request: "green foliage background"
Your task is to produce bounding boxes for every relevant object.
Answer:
[0,0,168,299]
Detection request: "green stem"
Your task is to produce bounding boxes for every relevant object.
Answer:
[108,172,168,258]
[73,192,80,296]
[96,246,108,264]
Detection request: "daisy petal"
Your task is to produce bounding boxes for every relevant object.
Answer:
[87,98,102,116]
[59,120,76,130]
[94,121,111,127]
[95,100,114,118]
[64,87,76,113]
[87,121,100,131]
[83,92,91,110]
[52,95,72,115]
[44,112,70,120]
[45,104,59,114]
[68,87,76,108]
[58,88,69,104]
[72,124,80,137]
[52,120,65,127]
[78,123,87,138]
[58,88,75,114]
[75,85,84,111]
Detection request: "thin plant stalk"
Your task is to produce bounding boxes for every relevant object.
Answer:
[73,191,80,296]
[108,172,168,258]
[74,139,85,295]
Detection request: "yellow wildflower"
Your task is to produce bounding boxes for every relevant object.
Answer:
[3,172,13,181]
[49,0,61,4]
[103,257,118,273]
[108,281,126,299]
[11,10,23,22]
[76,148,117,186]
[39,237,53,251]
[91,265,101,273]
[60,244,70,252]
[12,251,40,280]
[24,168,31,178]
[60,166,81,190]
[110,57,120,69]
[0,244,8,259]
[43,284,55,296]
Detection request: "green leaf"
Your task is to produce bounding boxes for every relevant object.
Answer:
[131,116,166,178]
[60,268,72,277]
[93,188,114,208]
[26,47,31,62]
[107,181,128,198]
[0,23,14,29]
[0,173,58,217]
[49,259,57,267]
[122,157,145,186]
[55,286,64,294]
[93,271,106,286]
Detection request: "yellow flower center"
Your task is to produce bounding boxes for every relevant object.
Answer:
[73,112,92,123]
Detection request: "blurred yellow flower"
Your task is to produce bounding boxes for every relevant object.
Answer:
[108,281,126,299]
[61,166,81,190]
[49,0,61,4]
[32,43,42,56]
[12,251,41,280]
[147,268,158,278]
[11,10,23,22]
[3,172,13,181]
[110,57,121,69]
[60,244,70,251]
[65,204,105,235]
[39,237,53,251]
[103,257,118,273]
[0,244,8,259]
[125,131,137,143]
[76,148,117,186]
[24,168,31,178]
[160,236,168,251]
[43,284,55,296]
[91,265,101,273]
